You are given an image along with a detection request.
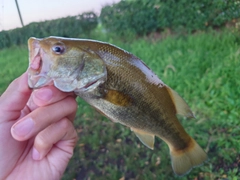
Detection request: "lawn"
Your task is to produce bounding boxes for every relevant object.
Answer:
[0,31,239,179]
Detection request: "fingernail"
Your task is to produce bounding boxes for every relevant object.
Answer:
[35,88,53,101]
[12,118,34,137]
[32,147,40,160]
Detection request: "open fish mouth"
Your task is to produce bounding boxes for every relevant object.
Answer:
[28,38,52,89]
[27,46,105,92]
[27,47,105,92]
[27,37,107,93]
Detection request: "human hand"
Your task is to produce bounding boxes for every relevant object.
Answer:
[0,72,78,180]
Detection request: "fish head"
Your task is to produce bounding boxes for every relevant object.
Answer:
[28,37,107,92]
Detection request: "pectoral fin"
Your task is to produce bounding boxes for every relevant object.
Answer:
[131,128,155,149]
[166,87,195,118]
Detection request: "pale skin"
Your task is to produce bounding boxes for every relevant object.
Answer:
[0,72,78,180]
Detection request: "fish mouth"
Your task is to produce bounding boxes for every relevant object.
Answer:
[28,38,52,89]
[27,37,107,93]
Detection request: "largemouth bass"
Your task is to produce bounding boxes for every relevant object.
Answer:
[27,36,207,176]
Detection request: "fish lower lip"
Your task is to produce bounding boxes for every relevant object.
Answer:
[28,74,51,88]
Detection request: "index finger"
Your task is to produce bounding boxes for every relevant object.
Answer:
[27,85,76,111]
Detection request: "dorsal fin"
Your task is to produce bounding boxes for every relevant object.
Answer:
[131,127,155,149]
[166,87,195,118]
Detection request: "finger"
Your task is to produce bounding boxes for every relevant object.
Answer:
[32,118,77,160]
[27,85,76,111]
[11,96,77,141]
[19,105,31,119]
[0,72,32,120]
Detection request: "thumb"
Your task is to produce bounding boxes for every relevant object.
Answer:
[0,72,32,120]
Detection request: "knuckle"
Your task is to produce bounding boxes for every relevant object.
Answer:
[64,96,78,113]
[59,118,70,130]
[35,132,50,150]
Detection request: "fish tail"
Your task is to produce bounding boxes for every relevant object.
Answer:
[170,138,207,176]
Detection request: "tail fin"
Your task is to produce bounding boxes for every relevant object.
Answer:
[170,138,207,176]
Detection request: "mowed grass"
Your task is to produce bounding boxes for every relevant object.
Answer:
[0,31,239,180]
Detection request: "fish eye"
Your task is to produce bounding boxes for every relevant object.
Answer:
[52,45,65,54]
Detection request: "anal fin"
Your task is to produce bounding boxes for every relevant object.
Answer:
[131,128,155,149]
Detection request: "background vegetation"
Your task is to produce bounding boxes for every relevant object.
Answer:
[0,0,239,179]
[100,0,240,36]
[1,0,240,49]
[0,11,98,48]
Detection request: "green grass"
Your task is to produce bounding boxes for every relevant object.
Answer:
[0,45,29,93]
[0,31,239,180]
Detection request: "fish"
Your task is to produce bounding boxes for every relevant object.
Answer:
[27,36,207,176]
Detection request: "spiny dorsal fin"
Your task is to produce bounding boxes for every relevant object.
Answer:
[131,127,155,149]
[166,87,195,118]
